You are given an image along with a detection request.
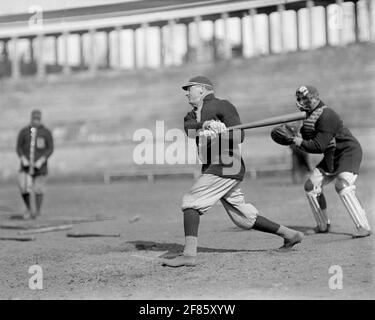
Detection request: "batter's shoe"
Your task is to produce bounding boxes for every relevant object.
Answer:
[161,254,197,267]
[279,231,304,251]
[352,227,372,239]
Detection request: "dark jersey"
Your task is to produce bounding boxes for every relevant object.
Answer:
[184,94,245,180]
[16,125,54,176]
[299,102,362,174]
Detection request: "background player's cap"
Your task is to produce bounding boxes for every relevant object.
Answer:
[182,76,213,91]
[31,109,42,119]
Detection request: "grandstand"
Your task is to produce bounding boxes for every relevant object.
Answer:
[0,41,374,180]
[0,0,374,181]
[0,0,373,78]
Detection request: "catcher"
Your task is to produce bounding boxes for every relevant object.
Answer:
[16,110,54,219]
[271,85,371,238]
[161,76,304,268]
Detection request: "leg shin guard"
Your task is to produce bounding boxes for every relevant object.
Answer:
[336,183,371,231]
[306,192,329,231]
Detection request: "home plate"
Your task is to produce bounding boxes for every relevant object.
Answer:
[131,251,169,261]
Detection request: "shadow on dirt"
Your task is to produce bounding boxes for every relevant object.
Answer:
[128,240,271,257]
[220,226,254,232]
[287,225,353,237]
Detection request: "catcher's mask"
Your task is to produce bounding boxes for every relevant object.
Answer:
[295,85,319,112]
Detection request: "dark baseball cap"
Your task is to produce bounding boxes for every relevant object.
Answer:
[296,85,318,96]
[182,76,213,91]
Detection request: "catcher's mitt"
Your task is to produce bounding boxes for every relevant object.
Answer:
[270,124,296,146]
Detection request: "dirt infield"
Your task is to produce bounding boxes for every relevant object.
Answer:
[0,172,374,300]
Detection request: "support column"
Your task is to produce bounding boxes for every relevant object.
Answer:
[105,30,111,68]
[194,16,203,62]
[353,0,359,42]
[324,5,330,46]
[142,23,149,68]
[240,12,246,57]
[336,0,344,46]
[115,26,122,69]
[168,20,176,65]
[307,0,314,49]
[368,0,374,41]
[267,13,273,54]
[160,25,165,67]
[29,37,34,62]
[132,28,138,69]
[36,33,45,78]
[89,29,97,74]
[221,12,232,59]
[250,8,257,56]
[296,9,301,50]
[54,35,59,65]
[278,4,285,53]
[79,33,85,67]
[11,36,20,80]
[1,40,9,58]
[185,23,191,63]
[62,31,70,75]
[212,20,218,61]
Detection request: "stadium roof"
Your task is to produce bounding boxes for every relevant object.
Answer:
[0,0,354,39]
[0,0,237,23]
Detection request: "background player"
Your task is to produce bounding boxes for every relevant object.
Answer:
[161,76,304,267]
[291,85,371,238]
[16,109,54,219]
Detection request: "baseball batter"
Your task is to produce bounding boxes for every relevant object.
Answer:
[161,76,304,267]
[287,85,371,238]
[16,110,54,219]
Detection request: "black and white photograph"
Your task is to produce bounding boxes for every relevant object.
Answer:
[0,0,374,305]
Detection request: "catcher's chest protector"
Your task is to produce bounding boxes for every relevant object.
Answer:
[303,106,336,148]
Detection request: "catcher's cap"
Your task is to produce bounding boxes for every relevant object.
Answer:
[296,85,319,97]
[182,76,213,91]
[31,109,42,119]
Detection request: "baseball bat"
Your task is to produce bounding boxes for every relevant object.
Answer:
[0,236,35,242]
[66,232,120,238]
[226,111,306,131]
[18,224,73,235]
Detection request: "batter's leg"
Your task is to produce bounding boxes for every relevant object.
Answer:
[221,186,304,250]
[161,174,238,267]
[335,172,371,238]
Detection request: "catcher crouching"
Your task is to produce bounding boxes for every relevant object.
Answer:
[271,85,371,238]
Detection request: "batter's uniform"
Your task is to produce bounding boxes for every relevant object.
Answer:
[182,94,258,229]
[298,101,370,233]
[16,125,54,194]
